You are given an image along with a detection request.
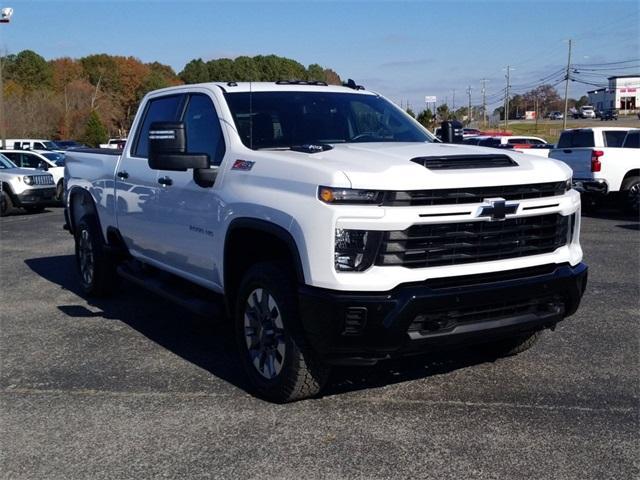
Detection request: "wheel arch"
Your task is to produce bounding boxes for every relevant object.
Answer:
[67,186,105,241]
[621,169,640,189]
[223,218,306,315]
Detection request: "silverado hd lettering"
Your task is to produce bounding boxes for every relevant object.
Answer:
[64,81,588,402]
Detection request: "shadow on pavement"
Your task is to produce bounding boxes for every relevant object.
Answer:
[25,254,494,400]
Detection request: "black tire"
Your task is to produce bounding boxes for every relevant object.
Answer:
[55,181,64,202]
[479,331,542,358]
[235,261,330,402]
[0,190,13,217]
[620,176,640,214]
[74,214,118,296]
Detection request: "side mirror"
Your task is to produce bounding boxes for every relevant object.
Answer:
[148,122,209,171]
[37,161,48,171]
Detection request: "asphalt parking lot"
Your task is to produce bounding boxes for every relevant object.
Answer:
[1,207,638,480]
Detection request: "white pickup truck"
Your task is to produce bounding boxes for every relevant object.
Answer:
[64,81,588,401]
[549,127,639,212]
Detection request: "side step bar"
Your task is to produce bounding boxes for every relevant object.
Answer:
[116,262,225,319]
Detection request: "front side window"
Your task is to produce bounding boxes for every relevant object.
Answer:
[21,153,44,169]
[133,95,184,158]
[224,91,432,150]
[182,94,226,166]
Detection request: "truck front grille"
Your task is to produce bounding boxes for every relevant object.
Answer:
[383,181,566,206]
[377,214,570,268]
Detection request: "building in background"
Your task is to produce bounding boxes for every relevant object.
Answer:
[588,75,639,113]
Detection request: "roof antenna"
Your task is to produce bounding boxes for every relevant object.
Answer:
[249,80,253,150]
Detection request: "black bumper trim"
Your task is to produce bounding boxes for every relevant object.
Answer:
[14,188,56,206]
[298,263,588,364]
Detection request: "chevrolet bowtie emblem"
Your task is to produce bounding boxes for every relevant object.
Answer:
[479,198,518,221]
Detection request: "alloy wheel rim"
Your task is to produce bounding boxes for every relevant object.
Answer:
[78,229,94,286]
[244,288,286,380]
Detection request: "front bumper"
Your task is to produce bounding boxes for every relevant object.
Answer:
[298,263,588,365]
[573,178,608,195]
[14,188,56,206]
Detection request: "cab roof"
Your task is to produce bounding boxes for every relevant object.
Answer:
[148,81,377,96]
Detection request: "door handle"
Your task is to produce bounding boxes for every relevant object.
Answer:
[117,171,129,179]
[158,176,173,187]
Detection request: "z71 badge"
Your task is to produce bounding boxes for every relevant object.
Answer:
[232,159,255,171]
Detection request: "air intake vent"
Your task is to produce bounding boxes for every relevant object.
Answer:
[411,154,518,170]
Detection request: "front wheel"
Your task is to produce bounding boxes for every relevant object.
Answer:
[74,215,117,296]
[55,181,64,202]
[479,331,542,358]
[235,262,330,402]
[0,191,13,217]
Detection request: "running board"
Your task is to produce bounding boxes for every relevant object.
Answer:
[116,262,224,318]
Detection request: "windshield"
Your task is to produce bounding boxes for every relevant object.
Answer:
[0,154,17,169]
[41,152,65,165]
[42,141,60,150]
[224,91,432,150]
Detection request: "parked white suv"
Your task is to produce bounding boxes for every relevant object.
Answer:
[0,154,56,216]
[1,149,65,201]
[64,82,587,401]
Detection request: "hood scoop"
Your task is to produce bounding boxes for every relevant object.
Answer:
[411,154,518,170]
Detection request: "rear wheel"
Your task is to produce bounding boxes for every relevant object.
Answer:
[0,190,13,217]
[620,176,640,214]
[74,215,117,296]
[235,262,330,402]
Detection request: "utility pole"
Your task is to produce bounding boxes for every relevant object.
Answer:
[452,89,456,112]
[562,39,572,130]
[504,65,511,130]
[0,6,12,150]
[481,79,487,127]
[466,85,472,125]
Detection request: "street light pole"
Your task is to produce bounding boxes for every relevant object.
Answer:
[0,6,13,150]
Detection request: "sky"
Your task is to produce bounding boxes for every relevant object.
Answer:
[1,0,638,112]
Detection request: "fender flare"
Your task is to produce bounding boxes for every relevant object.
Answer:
[224,218,306,284]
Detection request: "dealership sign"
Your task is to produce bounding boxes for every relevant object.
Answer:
[425,96,437,103]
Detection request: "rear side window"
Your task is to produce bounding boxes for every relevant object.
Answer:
[623,131,639,149]
[133,95,184,158]
[603,130,628,148]
[181,94,226,166]
[557,130,594,148]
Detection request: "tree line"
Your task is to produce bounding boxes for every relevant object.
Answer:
[1,50,341,146]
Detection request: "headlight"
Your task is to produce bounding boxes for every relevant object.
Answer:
[335,229,383,271]
[319,186,384,205]
[566,177,572,192]
[23,176,33,185]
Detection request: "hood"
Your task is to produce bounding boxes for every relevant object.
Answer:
[286,142,571,190]
[2,167,53,177]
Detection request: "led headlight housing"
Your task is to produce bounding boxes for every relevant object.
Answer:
[319,186,384,205]
[334,229,383,272]
[23,176,33,185]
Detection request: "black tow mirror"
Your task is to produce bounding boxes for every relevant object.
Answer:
[148,122,209,171]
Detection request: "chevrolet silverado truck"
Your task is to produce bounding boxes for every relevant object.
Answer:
[550,127,639,213]
[64,81,588,402]
[1,153,56,216]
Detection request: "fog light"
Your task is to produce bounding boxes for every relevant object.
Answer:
[334,229,383,272]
